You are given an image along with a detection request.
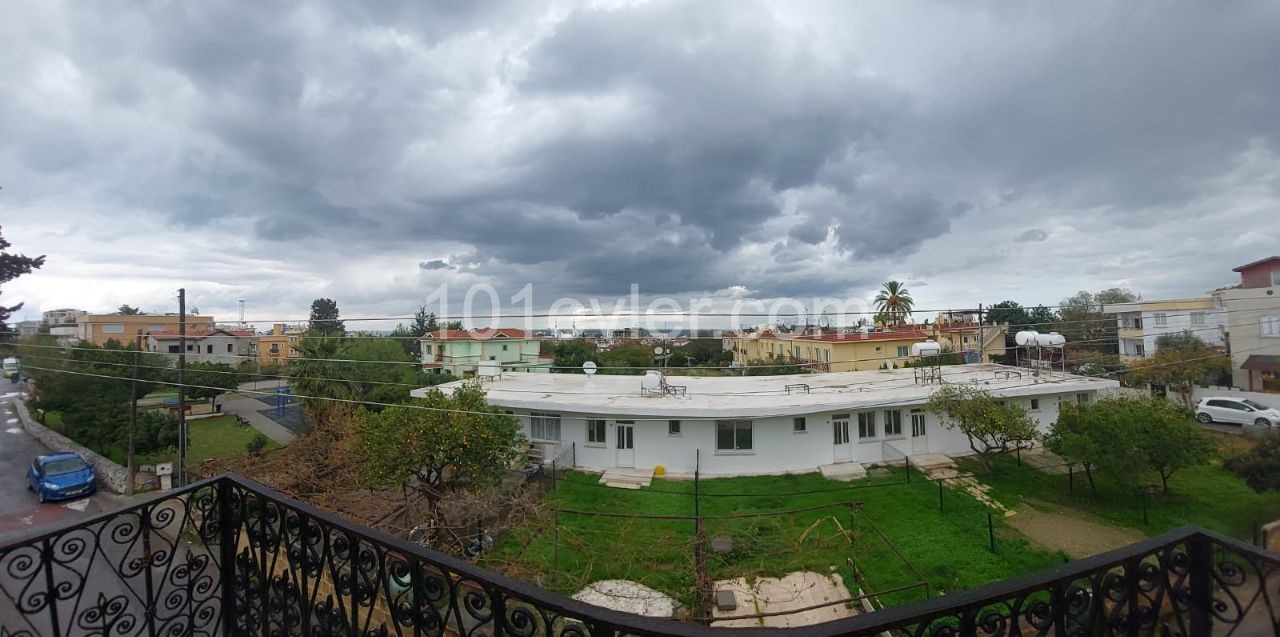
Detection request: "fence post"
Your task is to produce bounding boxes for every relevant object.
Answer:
[1188,534,1212,637]
[987,511,995,553]
[218,478,237,635]
[938,480,944,516]
[551,458,557,491]
[553,509,560,590]
[1141,489,1148,526]
[1252,520,1259,546]
[1068,465,1074,495]
[1016,446,1022,468]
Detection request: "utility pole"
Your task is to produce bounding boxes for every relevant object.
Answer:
[127,329,141,496]
[978,303,985,364]
[178,288,187,487]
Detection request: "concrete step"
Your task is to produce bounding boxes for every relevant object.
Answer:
[909,453,956,472]
[818,462,868,481]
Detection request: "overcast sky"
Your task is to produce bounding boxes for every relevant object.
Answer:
[2,1,1278,329]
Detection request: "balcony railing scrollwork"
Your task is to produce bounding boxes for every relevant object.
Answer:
[0,474,1277,636]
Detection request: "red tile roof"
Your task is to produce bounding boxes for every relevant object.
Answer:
[755,330,932,343]
[1232,256,1280,272]
[423,328,534,340]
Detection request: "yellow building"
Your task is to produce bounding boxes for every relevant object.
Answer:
[74,313,214,346]
[258,323,306,364]
[730,322,1008,372]
[730,328,934,372]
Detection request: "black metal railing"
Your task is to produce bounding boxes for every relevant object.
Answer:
[1,474,1277,636]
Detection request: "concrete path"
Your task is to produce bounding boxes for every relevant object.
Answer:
[218,394,296,444]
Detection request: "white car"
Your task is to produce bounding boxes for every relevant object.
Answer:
[1194,397,1280,428]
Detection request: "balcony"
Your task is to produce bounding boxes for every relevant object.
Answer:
[1118,327,1145,340]
[1,474,1277,636]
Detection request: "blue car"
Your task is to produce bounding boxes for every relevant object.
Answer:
[26,452,97,503]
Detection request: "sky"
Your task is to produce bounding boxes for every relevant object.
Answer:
[2,1,1278,331]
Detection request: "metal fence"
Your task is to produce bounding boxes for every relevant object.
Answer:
[1,473,1277,636]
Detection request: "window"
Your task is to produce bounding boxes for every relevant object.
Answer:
[896,345,909,357]
[1077,393,1090,405]
[502,344,508,351]
[668,420,682,436]
[793,417,807,433]
[227,344,234,353]
[716,420,753,452]
[424,345,432,354]
[910,410,927,437]
[269,344,279,354]
[187,345,194,352]
[1190,312,1206,326]
[1030,398,1040,411]
[857,412,876,439]
[884,410,902,436]
[530,412,561,441]
[101,323,125,334]
[1153,313,1168,327]
[206,344,213,354]
[794,346,801,358]
[833,420,851,445]
[148,324,167,333]
[1262,315,1280,338]
[586,419,606,445]
[168,345,179,353]
[875,346,882,353]
[1273,269,1280,286]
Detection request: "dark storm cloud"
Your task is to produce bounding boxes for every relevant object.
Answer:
[3,0,1279,319]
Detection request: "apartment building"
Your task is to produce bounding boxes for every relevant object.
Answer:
[1215,257,1280,391]
[1101,298,1227,359]
[74,313,214,346]
[258,323,306,365]
[146,328,257,365]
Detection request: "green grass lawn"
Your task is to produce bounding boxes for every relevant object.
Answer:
[135,414,277,467]
[485,468,1064,614]
[965,454,1280,540]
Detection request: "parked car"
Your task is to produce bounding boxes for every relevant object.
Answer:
[1194,397,1280,428]
[26,452,97,503]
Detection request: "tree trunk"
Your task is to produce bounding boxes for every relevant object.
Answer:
[1161,472,1170,493]
[1084,465,1097,497]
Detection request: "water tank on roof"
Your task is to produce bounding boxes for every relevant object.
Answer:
[641,370,665,392]
[911,340,942,357]
[1015,331,1039,346]
[1035,332,1066,347]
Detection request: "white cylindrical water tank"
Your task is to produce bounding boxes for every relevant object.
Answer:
[641,370,665,392]
[911,340,942,357]
[1035,332,1066,347]
[1015,331,1039,347]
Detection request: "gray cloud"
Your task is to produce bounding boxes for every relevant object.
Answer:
[1016,228,1049,242]
[1,0,1278,323]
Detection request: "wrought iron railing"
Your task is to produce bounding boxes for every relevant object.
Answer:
[1,474,1277,636]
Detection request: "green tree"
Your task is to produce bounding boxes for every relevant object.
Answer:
[308,298,345,336]
[412,306,438,336]
[1044,400,1140,496]
[873,281,914,325]
[1056,288,1136,353]
[1155,329,1201,351]
[354,384,523,492]
[116,304,142,315]
[1223,431,1280,493]
[0,226,45,330]
[183,361,240,405]
[552,340,597,373]
[1125,341,1230,408]
[1132,398,1212,493]
[289,335,356,427]
[926,385,1036,469]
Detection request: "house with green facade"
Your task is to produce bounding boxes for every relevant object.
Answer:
[419,328,552,376]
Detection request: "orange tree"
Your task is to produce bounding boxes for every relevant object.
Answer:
[925,384,1036,469]
[354,383,523,492]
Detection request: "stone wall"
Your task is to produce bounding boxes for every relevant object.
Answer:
[13,399,130,493]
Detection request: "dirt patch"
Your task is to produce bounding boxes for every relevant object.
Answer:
[1005,501,1145,559]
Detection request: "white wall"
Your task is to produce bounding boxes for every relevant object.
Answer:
[1141,308,1227,354]
[514,391,1091,476]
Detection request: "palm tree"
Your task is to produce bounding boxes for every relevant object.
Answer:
[873,281,914,326]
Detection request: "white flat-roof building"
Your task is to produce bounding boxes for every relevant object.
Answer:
[412,363,1119,478]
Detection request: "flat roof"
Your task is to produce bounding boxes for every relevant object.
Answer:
[413,363,1118,419]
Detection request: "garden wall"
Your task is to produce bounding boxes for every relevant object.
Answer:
[13,399,130,493]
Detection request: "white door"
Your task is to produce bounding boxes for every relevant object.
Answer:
[832,416,852,463]
[615,421,635,468]
[910,411,929,454]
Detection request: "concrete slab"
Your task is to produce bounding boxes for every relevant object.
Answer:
[572,580,676,618]
[908,453,956,471]
[710,571,858,628]
[599,467,654,489]
[817,462,867,481]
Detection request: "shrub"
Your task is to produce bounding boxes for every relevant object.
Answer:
[245,433,270,455]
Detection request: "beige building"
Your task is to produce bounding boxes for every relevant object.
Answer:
[1214,257,1280,391]
[258,323,306,364]
[75,313,214,346]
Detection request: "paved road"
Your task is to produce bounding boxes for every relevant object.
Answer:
[0,381,119,543]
